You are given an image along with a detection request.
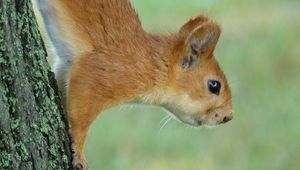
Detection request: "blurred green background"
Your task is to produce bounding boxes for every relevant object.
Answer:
[85,0,300,169]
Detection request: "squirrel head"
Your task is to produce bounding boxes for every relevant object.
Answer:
[163,16,233,127]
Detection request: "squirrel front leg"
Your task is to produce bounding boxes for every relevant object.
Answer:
[68,87,99,170]
[67,53,107,170]
[67,51,140,169]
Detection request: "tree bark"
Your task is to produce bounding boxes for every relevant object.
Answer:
[0,0,73,169]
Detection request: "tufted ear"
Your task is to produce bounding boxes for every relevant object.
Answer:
[179,15,209,34]
[179,22,221,69]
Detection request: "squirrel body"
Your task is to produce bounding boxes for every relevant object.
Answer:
[33,0,233,169]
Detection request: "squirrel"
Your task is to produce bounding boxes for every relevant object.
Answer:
[33,0,233,169]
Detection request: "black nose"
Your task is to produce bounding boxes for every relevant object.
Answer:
[222,116,233,123]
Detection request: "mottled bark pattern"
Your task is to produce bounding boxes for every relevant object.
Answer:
[0,0,73,169]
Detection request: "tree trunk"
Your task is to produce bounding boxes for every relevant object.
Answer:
[0,0,73,169]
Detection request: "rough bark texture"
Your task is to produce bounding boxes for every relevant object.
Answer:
[0,0,73,169]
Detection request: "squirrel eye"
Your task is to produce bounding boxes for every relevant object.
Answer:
[208,80,221,95]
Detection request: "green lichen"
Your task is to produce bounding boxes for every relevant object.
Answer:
[49,160,59,169]
[62,154,68,164]
[14,142,29,161]
[10,118,20,130]
[49,144,58,156]
[30,122,38,129]
[0,1,73,169]
[8,97,17,112]
[40,117,50,134]
[0,151,11,168]
[0,57,5,64]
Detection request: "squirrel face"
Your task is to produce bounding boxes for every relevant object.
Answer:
[163,17,233,127]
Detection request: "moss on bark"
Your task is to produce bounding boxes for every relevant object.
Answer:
[0,0,73,169]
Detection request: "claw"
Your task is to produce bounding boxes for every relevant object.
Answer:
[71,140,88,170]
[72,153,88,170]
[74,162,83,170]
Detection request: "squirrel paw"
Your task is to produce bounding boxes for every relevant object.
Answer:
[71,143,88,170]
[72,153,88,170]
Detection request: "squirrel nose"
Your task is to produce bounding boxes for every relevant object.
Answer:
[222,115,233,123]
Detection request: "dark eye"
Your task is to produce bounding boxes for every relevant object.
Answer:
[208,80,221,95]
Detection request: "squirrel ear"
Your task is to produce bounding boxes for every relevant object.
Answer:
[187,22,221,56]
[179,22,221,69]
[179,15,209,34]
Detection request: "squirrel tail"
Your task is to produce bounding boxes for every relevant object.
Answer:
[33,0,73,65]
[33,0,73,107]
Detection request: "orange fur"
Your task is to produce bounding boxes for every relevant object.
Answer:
[34,0,233,169]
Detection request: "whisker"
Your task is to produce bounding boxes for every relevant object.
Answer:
[159,114,172,126]
[158,115,173,134]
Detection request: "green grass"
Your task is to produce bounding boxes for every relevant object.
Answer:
[85,0,300,169]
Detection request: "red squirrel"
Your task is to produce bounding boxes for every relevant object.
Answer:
[33,0,233,169]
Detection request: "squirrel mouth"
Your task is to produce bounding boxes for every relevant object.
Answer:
[182,116,203,127]
[161,103,204,127]
[171,112,203,127]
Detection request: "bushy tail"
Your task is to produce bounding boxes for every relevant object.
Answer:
[32,0,74,108]
[33,0,74,64]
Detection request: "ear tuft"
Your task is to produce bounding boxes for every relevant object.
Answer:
[179,15,209,34]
